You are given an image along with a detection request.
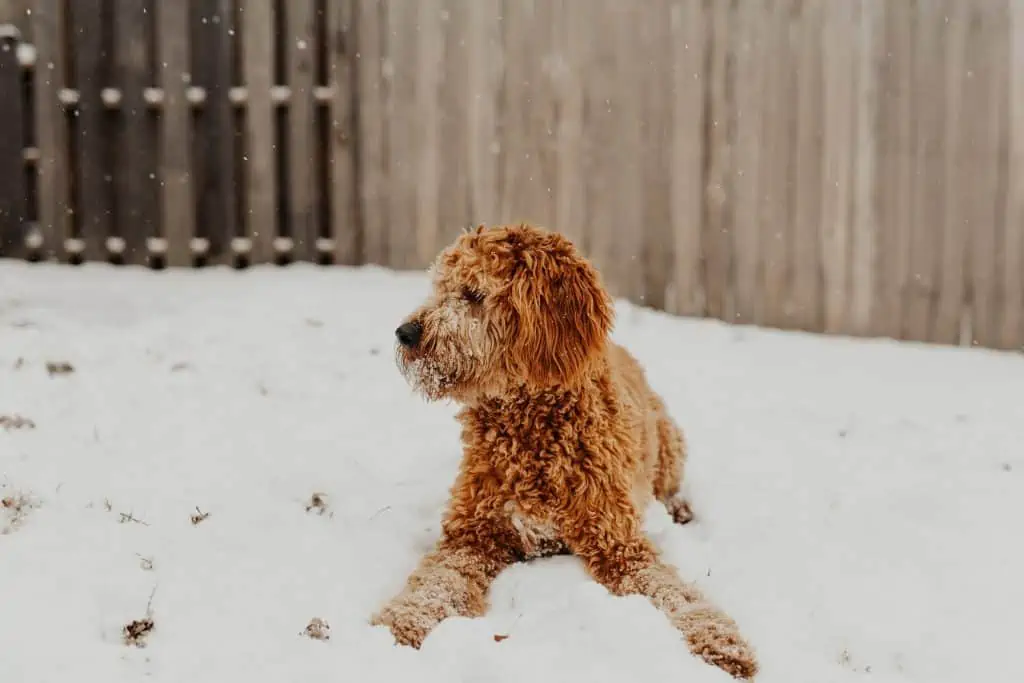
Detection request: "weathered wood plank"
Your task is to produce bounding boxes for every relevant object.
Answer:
[551,0,586,252]
[607,1,644,302]
[702,0,735,321]
[730,0,765,325]
[1002,0,1024,350]
[464,0,501,229]
[849,0,881,337]
[0,24,27,258]
[667,0,706,318]
[326,0,358,264]
[68,0,109,262]
[191,0,237,265]
[932,3,971,345]
[157,0,194,267]
[241,0,276,264]
[581,1,618,294]
[354,0,387,265]
[904,0,948,343]
[435,0,472,249]
[639,0,672,311]
[384,0,415,268]
[790,0,825,332]
[757,0,797,329]
[32,0,71,260]
[413,0,442,264]
[284,0,318,262]
[964,1,1010,349]
[820,0,857,334]
[497,0,558,235]
[113,0,158,265]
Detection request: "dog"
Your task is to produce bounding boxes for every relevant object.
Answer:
[371,223,758,679]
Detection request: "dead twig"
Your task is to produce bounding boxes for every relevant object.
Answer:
[45,361,75,377]
[0,414,35,431]
[118,511,150,526]
[190,507,210,526]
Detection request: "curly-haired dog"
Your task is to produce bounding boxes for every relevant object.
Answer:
[372,223,758,679]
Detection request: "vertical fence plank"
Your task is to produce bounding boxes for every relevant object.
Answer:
[464,0,501,228]
[667,0,706,318]
[113,0,157,265]
[820,0,857,334]
[933,3,970,345]
[582,1,619,294]
[284,0,317,262]
[68,0,110,263]
[0,25,27,258]
[595,2,644,301]
[436,0,472,247]
[702,0,735,322]
[498,0,559,236]
[384,0,415,268]
[730,0,765,325]
[965,2,1010,349]
[158,0,194,267]
[791,0,824,332]
[241,0,276,264]
[354,0,387,265]
[413,0,441,264]
[905,0,948,343]
[192,0,236,265]
[758,0,798,329]
[32,0,70,260]
[849,0,880,336]
[552,0,586,251]
[326,0,358,264]
[611,2,645,302]
[639,0,672,311]
[874,0,908,339]
[1003,0,1024,350]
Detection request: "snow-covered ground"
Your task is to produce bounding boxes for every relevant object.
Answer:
[1,260,1022,683]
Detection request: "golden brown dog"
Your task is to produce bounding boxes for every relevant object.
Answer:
[371,223,758,679]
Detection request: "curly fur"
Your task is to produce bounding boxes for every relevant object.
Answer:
[372,223,758,679]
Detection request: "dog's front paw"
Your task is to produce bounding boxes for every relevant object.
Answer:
[667,496,694,525]
[685,615,759,680]
[370,596,444,649]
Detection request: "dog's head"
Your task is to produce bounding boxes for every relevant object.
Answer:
[394,223,614,402]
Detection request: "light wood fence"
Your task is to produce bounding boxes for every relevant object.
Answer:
[0,0,1022,351]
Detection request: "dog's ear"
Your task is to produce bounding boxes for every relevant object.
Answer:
[508,248,613,387]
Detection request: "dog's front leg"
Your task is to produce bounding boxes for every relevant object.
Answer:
[563,511,759,679]
[371,531,514,648]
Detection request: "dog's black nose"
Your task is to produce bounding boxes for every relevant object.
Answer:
[395,321,423,348]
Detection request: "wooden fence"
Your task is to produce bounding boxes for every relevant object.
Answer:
[0,0,1022,351]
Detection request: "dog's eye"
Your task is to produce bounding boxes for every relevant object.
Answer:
[461,287,485,305]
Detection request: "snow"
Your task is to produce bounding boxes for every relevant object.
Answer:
[1,259,1022,683]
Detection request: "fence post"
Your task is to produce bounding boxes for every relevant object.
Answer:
[0,24,27,258]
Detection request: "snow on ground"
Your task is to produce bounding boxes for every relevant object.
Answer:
[1,260,1022,683]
